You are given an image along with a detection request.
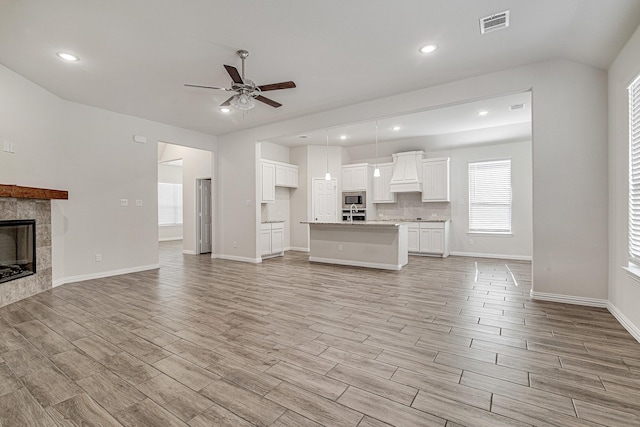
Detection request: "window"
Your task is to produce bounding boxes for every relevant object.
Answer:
[629,73,640,265]
[158,183,183,225]
[468,159,512,233]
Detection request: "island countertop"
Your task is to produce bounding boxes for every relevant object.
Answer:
[301,220,405,226]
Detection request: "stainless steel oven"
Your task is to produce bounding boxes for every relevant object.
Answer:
[342,191,366,210]
[342,210,366,221]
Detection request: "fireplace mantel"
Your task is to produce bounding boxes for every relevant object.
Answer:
[0,184,68,200]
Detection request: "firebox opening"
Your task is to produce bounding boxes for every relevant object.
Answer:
[0,219,36,284]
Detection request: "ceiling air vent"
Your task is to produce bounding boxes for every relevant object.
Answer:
[480,11,509,34]
[509,103,525,111]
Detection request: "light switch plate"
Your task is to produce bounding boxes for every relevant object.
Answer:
[135,199,143,207]
[120,199,128,207]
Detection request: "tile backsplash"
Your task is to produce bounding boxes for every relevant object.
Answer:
[374,193,450,220]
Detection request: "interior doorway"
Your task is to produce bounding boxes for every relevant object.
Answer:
[157,142,213,257]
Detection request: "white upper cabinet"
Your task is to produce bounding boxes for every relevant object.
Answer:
[372,163,396,203]
[275,163,298,188]
[342,164,369,191]
[261,161,276,203]
[261,160,298,204]
[421,157,450,202]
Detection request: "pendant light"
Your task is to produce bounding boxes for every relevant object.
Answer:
[373,120,381,177]
[325,130,331,180]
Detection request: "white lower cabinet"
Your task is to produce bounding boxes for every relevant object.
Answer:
[261,222,284,257]
[408,221,449,257]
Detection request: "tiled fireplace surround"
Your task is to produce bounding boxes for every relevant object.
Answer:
[0,185,66,307]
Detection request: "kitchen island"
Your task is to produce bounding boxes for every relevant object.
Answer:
[301,221,409,270]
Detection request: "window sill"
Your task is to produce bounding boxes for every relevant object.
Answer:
[467,232,513,237]
[623,264,640,283]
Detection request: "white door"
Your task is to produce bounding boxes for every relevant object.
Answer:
[198,178,212,254]
[312,178,337,221]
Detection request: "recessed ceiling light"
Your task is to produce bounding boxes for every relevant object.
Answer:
[339,135,347,140]
[392,126,401,131]
[477,110,489,116]
[419,44,438,54]
[219,107,231,113]
[56,52,79,62]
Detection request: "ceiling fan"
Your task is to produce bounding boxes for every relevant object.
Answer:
[184,49,296,110]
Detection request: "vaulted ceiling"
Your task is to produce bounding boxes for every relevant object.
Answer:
[1,0,639,136]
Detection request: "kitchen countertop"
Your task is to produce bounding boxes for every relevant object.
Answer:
[261,220,286,224]
[379,218,450,223]
[301,221,406,226]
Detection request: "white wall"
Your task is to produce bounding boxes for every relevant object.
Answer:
[290,146,308,251]
[609,24,640,338]
[0,64,217,285]
[217,58,609,303]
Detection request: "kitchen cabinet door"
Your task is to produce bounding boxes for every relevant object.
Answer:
[260,225,272,256]
[285,166,298,188]
[407,223,420,252]
[421,158,450,202]
[261,162,276,203]
[275,164,299,188]
[271,225,284,254]
[342,165,368,191]
[373,163,396,203]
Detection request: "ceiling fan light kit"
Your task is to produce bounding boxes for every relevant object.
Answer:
[185,49,296,112]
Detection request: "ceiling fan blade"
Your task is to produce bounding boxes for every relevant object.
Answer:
[256,95,282,108]
[220,96,235,107]
[224,65,243,84]
[184,84,230,91]
[258,81,296,91]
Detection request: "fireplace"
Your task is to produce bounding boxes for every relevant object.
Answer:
[0,219,36,284]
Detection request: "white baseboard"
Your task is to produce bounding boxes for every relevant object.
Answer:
[216,254,262,264]
[450,251,532,261]
[309,256,403,271]
[159,237,183,242]
[607,302,640,343]
[289,246,310,252]
[529,290,608,308]
[182,249,197,255]
[53,264,160,287]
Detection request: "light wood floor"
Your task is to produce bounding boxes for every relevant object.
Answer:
[1,241,640,426]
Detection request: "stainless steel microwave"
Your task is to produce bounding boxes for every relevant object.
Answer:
[342,191,366,209]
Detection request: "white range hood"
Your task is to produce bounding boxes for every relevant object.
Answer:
[389,151,425,193]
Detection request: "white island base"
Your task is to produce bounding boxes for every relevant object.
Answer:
[304,222,409,270]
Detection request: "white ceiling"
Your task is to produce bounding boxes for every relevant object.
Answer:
[1,0,639,137]
[265,91,532,149]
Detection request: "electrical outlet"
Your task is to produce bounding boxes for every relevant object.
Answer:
[120,199,128,207]
[338,244,343,251]
[233,241,237,248]
[95,254,102,262]
[135,199,143,207]
[3,141,10,153]
[469,239,474,245]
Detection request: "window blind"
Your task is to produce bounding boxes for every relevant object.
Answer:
[469,159,512,233]
[629,74,640,265]
[158,183,183,225]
